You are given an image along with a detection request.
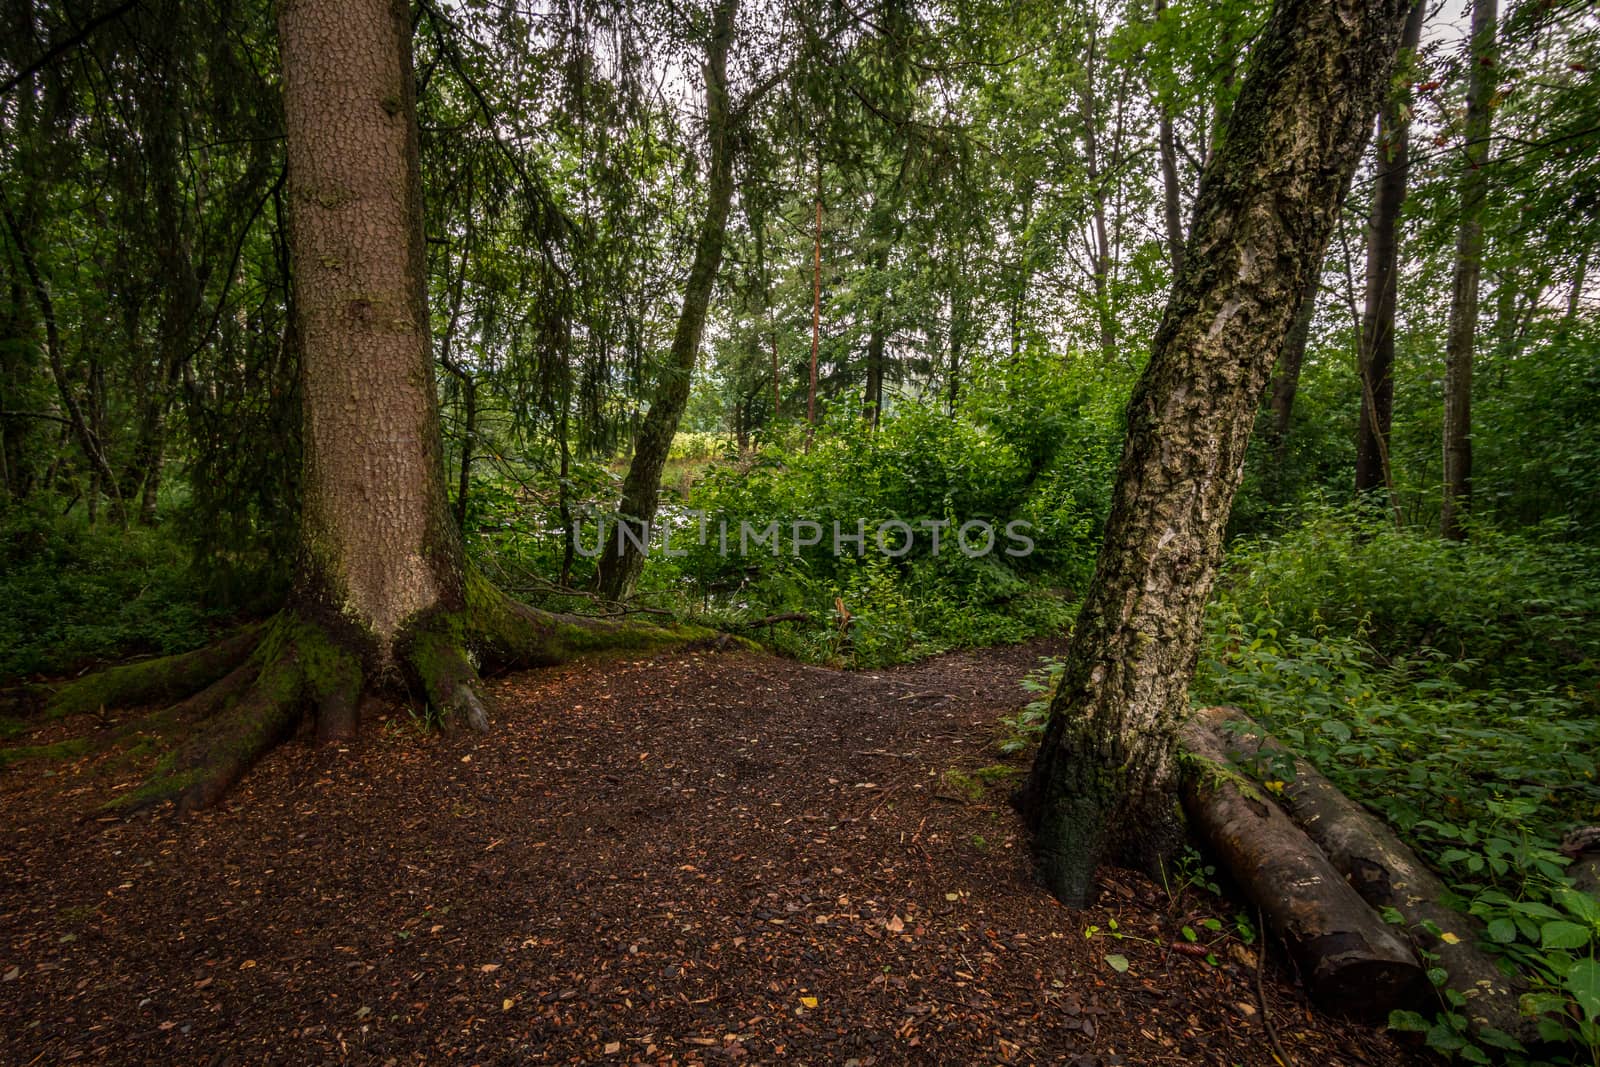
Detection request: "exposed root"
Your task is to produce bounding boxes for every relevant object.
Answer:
[168,659,262,724]
[408,624,489,733]
[43,571,733,813]
[101,614,364,814]
[462,568,725,668]
[46,624,264,720]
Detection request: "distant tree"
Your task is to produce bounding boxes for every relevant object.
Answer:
[1356,0,1427,498]
[1442,0,1498,540]
[1017,0,1417,906]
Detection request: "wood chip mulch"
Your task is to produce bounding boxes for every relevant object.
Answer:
[0,638,1431,1065]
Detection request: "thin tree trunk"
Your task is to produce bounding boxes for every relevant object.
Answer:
[758,220,781,422]
[947,242,968,413]
[595,0,738,602]
[1442,0,1497,540]
[1357,0,1425,498]
[863,224,892,429]
[1018,0,1413,906]
[0,197,126,523]
[1159,111,1185,280]
[1267,281,1317,462]
[807,157,822,443]
[1568,248,1588,321]
[1079,29,1116,362]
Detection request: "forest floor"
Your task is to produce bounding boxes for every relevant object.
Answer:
[0,639,1431,1065]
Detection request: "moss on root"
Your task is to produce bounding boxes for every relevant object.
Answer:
[69,571,739,814]
[461,568,720,666]
[0,736,95,769]
[102,613,367,814]
[45,624,264,720]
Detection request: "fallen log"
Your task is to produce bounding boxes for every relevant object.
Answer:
[1560,828,1600,902]
[1179,715,1425,1020]
[1193,705,1533,1044]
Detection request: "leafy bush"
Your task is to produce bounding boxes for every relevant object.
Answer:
[0,507,238,683]
[650,399,1082,665]
[1218,506,1600,691]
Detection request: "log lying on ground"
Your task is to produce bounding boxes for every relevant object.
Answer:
[1179,715,1426,1019]
[1193,705,1533,1043]
[1561,828,1600,902]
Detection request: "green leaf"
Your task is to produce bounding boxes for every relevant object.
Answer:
[1541,920,1592,950]
[1485,917,1517,944]
[1558,888,1600,927]
[1565,958,1600,1022]
[1387,1009,1430,1033]
[1425,1021,1467,1052]
[1474,1026,1524,1052]
[1103,953,1129,974]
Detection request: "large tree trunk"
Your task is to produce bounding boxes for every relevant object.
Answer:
[43,0,705,814]
[594,0,737,602]
[1442,0,1497,540]
[1017,0,1414,907]
[1356,0,1426,497]
[281,0,464,653]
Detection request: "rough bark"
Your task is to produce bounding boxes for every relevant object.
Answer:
[1179,714,1426,1019]
[281,0,464,651]
[594,0,738,602]
[1193,707,1532,1042]
[1356,0,1425,497]
[1442,0,1497,540]
[1017,0,1412,907]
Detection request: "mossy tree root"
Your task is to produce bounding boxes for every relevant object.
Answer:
[105,614,362,814]
[46,624,265,720]
[63,572,722,812]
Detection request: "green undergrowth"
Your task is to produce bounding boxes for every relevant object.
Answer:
[1199,512,1600,1065]
[476,362,1128,667]
[0,506,241,684]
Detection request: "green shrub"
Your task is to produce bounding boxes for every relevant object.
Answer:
[0,507,235,683]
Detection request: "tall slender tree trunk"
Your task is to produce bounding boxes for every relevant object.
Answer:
[595,0,738,602]
[1079,32,1116,362]
[1153,0,1186,279]
[1568,249,1587,321]
[1018,0,1413,907]
[807,157,822,443]
[1442,0,1497,540]
[1266,282,1317,461]
[1159,114,1185,280]
[1357,0,1426,497]
[863,222,894,429]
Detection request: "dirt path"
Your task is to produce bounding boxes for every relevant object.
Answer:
[0,641,1423,1065]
